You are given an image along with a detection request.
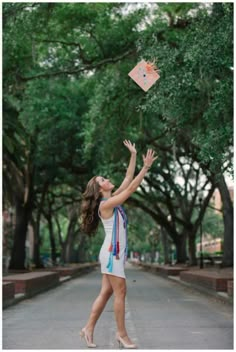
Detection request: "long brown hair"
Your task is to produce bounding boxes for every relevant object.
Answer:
[80,176,102,235]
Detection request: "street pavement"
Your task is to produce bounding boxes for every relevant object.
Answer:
[2,262,233,349]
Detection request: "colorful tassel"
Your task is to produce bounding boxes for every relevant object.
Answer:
[105,205,128,272]
[117,241,120,254]
[106,252,113,272]
[112,242,117,255]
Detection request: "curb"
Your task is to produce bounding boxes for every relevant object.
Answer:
[3,293,26,309]
[131,262,233,306]
[3,264,99,310]
[167,275,233,306]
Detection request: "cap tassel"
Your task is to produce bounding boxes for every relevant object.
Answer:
[146,61,159,75]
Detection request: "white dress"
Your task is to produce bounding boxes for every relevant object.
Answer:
[98,206,127,279]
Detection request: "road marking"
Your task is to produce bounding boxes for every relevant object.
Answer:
[178,298,198,301]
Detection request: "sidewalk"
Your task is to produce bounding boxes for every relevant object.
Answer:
[3,263,233,349]
[130,261,233,305]
[3,262,99,309]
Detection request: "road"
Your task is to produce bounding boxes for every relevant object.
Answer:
[3,263,233,349]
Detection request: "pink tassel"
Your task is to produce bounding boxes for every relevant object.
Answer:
[117,241,120,254]
[116,241,120,260]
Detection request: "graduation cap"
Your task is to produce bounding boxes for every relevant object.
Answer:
[128,59,160,92]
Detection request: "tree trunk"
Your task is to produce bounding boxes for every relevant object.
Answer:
[9,199,31,270]
[77,234,87,262]
[33,183,49,268]
[161,226,170,264]
[48,216,57,266]
[175,234,187,264]
[55,215,63,247]
[217,175,233,267]
[33,209,44,268]
[188,234,197,266]
[33,222,44,268]
[34,182,49,268]
[65,234,74,263]
[61,206,80,263]
[61,227,75,264]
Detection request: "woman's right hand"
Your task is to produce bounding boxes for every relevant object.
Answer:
[142,149,158,169]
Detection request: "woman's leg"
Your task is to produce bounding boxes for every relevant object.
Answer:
[83,274,113,340]
[106,274,135,345]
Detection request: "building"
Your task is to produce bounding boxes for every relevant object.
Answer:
[196,237,223,254]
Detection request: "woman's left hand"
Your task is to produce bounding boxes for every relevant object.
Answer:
[123,140,137,154]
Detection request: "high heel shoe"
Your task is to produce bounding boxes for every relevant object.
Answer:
[80,328,97,348]
[116,333,137,349]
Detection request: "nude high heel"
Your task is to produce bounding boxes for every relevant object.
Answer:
[116,333,137,349]
[80,328,97,348]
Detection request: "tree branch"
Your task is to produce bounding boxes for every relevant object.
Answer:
[19,48,136,81]
[34,38,94,65]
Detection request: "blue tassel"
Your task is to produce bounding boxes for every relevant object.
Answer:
[112,209,117,256]
[112,242,117,255]
[106,252,113,272]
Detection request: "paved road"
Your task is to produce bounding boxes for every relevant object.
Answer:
[3,263,233,349]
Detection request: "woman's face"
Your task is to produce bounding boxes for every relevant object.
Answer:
[96,176,115,192]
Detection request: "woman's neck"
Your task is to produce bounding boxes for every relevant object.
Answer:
[102,191,111,199]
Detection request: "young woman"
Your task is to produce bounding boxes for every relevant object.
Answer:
[80,140,157,348]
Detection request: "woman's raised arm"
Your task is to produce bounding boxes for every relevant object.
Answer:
[101,149,158,210]
[112,140,137,196]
